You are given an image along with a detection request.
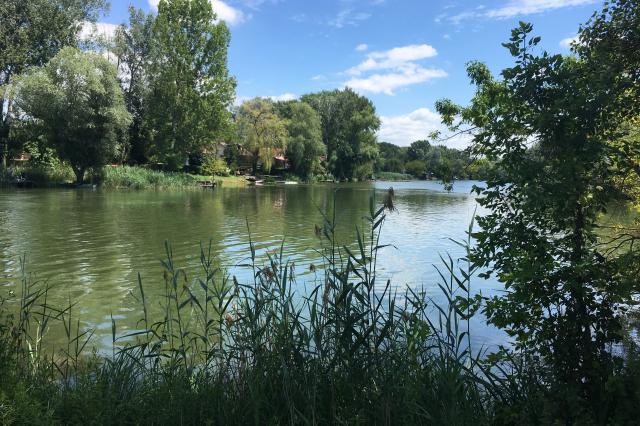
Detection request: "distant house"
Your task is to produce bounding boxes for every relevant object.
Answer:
[272,148,289,170]
[10,152,31,167]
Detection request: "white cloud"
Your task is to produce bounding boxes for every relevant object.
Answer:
[79,21,119,41]
[268,93,298,102]
[348,44,438,76]
[345,66,447,95]
[328,9,371,28]
[148,0,245,25]
[559,35,579,49]
[234,93,298,106]
[378,108,471,149]
[311,74,326,81]
[486,0,597,18]
[343,43,446,95]
[446,0,597,23]
[355,43,369,52]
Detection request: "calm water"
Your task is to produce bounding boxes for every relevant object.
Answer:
[0,181,505,349]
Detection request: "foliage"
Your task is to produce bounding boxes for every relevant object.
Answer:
[199,156,229,177]
[277,100,325,180]
[146,0,236,170]
[374,171,413,181]
[236,98,287,174]
[436,4,640,419]
[407,139,431,161]
[0,0,109,168]
[375,142,407,173]
[8,163,75,186]
[302,88,380,180]
[100,165,200,189]
[13,47,131,184]
[112,6,156,165]
[404,159,426,178]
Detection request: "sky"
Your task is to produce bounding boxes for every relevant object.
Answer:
[86,0,604,148]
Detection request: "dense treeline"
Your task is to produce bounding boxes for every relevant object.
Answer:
[375,139,493,181]
[3,0,236,184]
[1,0,485,184]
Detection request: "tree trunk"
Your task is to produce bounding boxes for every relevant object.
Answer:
[1,139,6,170]
[1,96,14,171]
[74,167,86,185]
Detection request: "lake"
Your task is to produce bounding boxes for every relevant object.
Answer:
[0,181,506,350]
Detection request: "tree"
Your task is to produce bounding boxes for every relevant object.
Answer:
[436,11,640,419]
[407,140,431,161]
[237,98,287,174]
[146,0,236,169]
[14,47,131,184]
[404,160,426,178]
[0,0,109,169]
[302,88,380,180]
[277,101,324,179]
[375,142,406,173]
[112,6,155,164]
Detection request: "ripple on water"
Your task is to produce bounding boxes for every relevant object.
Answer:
[0,184,506,349]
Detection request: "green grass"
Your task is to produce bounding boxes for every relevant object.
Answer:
[374,171,414,181]
[100,166,201,189]
[188,173,248,187]
[1,164,248,190]
[4,163,75,186]
[1,193,639,425]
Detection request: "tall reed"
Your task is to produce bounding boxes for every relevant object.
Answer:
[1,191,498,425]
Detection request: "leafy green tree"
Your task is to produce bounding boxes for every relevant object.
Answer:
[406,140,431,161]
[112,6,155,164]
[375,142,407,173]
[14,47,131,184]
[237,98,288,174]
[0,0,109,169]
[437,11,640,419]
[302,88,380,180]
[146,0,235,169]
[276,101,324,179]
[404,160,426,178]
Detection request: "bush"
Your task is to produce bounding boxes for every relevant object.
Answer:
[405,160,426,178]
[375,171,413,181]
[353,162,374,181]
[100,166,197,189]
[199,156,229,176]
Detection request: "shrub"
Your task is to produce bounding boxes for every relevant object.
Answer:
[199,156,229,176]
[405,160,426,178]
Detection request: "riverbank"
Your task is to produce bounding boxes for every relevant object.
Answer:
[373,171,414,181]
[1,165,248,189]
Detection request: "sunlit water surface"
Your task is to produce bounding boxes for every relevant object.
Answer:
[0,181,506,350]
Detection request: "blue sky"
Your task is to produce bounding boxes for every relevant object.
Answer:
[88,0,604,147]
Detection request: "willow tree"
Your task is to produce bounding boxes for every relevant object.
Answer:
[147,0,236,170]
[14,47,131,184]
[0,0,109,169]
[237,98,287,174]
[436,8,640,421]
[276,101,324,180]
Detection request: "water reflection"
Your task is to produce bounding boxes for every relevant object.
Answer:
[0,181,505,349]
